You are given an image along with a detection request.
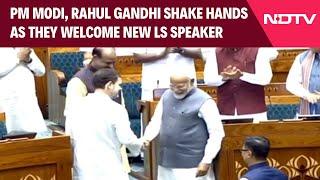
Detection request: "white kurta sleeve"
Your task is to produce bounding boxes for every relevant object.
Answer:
[143,97,163,141]
[114,106,142,156]
[26,49,45,76]
[202,48,226,86]
[286,54,311,98]
[0,49,19,77]
[239,48,277,85]
[198,99,225,164]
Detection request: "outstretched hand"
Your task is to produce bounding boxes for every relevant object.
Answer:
[195,163,210,177]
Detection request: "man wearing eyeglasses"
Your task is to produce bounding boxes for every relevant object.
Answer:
[240,136,288,180]
[142,70,225,180]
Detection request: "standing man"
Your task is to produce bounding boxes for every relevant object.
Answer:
[68,68,143,180]
[142,71,225,180]
[0,48,47,134]
[64,47,117,121]
[65,47,130,172]
[286,48,320,115]
[240,136,288,180]
[202,48,278,122]
[134,47,202,101]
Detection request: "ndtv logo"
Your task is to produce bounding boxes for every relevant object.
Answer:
[264,14,317,25]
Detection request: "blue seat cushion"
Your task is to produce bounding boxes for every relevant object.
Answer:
[121,83,142,119]
[0,122,7,139]
[130,118,141,138]
[267,104,298,120]
[51,52,85,87]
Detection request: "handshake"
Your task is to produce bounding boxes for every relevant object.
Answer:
[220,65,243,81]
[139,138,151,150]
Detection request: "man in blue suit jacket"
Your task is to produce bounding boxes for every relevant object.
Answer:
[240,136,288,180]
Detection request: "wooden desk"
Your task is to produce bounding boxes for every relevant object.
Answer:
[0,135,72,180]
[139,100,320,180]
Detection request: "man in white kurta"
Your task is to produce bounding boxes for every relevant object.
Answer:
[134,47,202,101]
[0,48,47,133]
[142,72,225,180]
[202,48,278,122]
[286,48,320,115]
[67,68,142,180]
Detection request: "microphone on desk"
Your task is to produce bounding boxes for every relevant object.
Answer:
[267,95,272,106]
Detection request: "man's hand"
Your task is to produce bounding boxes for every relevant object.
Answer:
[142,139,150,150]
[305,93,320,104]
[17,48,32,63]
[170,47,181,53]
[161,48,172,57]
[220,66,243,80]
[195,163,211,177]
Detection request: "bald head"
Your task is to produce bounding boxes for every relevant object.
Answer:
[91,47,116,69]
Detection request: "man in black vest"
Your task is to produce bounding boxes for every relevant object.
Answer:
[143,71,225,180]
[64,47,117,118]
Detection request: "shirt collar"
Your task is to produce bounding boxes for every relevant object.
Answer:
[248,161,268,172]
[92,90,112,102]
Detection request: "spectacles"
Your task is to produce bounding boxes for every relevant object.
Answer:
[240,149,249,152]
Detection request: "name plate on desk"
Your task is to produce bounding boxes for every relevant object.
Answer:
[298,114,320,121]
[222,118,253,124]
[2,131,36,140]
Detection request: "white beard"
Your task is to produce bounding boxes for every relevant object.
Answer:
[173,88,192,99]
[173,93,188,99]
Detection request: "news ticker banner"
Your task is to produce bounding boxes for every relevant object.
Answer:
[0,0,319,47]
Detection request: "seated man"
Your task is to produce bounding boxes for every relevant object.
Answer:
[67,68,142,180]
[143,70,225,180]
[286,48,320,115]
[240,136,288,180]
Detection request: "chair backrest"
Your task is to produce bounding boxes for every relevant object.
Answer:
[121,82,142,119]
[50,52,84,85]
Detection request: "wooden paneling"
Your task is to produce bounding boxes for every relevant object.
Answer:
[220,121,320,180]
[0,135,72,180]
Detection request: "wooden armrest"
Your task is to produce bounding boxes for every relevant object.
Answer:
[0,113,5,122]
[51,70,66,86]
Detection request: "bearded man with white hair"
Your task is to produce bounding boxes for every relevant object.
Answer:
[142,70,225,180]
